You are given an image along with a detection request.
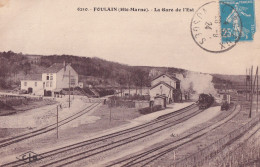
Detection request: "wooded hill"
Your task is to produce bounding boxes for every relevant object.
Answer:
[0,51,186,89]
[0,51,244,90]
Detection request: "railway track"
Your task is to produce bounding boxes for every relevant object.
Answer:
[2,103,199,167]
[0,102,100,148]
[107,104,240,167]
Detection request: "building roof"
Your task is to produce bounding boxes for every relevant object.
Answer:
[151,73,180,82]
[150,81,176,90]
[22,74,42,81]
[43,63,67,73]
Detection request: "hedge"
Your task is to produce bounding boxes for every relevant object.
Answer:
[138,105,162,114]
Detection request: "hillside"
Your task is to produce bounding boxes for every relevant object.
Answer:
[0,51,187,89]
[0,51,244,91]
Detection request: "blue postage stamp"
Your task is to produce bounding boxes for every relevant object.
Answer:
[219,0,255,42]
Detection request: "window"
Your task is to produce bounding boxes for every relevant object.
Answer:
[176,82,180,89]
[50,75,53,80]
[24,82,27,86]
[71,78,76,85]
[46,76,49,80]
[35,82,37,87]
[46,81,49,87]
[50,81,52,87]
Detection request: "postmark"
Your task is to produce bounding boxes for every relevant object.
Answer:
[191,1,242,53]
[220,0,255,41]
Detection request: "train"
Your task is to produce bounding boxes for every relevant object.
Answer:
[198,93,214,109]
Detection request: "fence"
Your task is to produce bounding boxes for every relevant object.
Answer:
[216,125,260,167]
[107,100,135,108]
[173,113,260,167]
[82,98,105,103]
[0,95,43,106]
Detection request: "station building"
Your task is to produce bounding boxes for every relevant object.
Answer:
[150,74,182,104]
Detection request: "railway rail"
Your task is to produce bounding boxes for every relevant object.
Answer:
[107,104,240,167]
[2,103,199,167]
[0,102,100,148]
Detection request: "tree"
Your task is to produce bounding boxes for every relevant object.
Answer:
[132,69,149,95]
[117,75,126,97]
[126,73,133,97]
[23,62,31,75]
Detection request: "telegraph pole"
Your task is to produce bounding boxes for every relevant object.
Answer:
[246,69,248,101]
[69,70,71,108]
[57,105,59,139]
[252,67,258,113]
[249,66,253,118]
[257,66,259,113]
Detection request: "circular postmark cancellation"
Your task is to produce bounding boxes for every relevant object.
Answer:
[191,1,242,53]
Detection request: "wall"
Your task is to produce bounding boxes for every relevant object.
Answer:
[21,80,44,95]
[42,73,57,91]
[151,75,177,88]
[56,64,79,89]
[121,88,150,96]
[42,64,79,91]
[134,101,150,108]
[150,83,173,100]
[154,98,165,108]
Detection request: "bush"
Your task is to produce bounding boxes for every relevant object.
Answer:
[138,105,162,114]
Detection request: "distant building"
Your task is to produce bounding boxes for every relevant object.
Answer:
[25,55,42,64]
[21,62,79,96]
[150,74,181,103]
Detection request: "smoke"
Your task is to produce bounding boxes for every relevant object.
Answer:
[178,72,217,100]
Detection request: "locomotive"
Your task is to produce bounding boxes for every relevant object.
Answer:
[198,93,214,109]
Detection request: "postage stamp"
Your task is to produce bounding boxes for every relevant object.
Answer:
[220,0,256,42]
[191,1,241,53]
[191,0,255,53]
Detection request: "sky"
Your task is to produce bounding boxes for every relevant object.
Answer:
[0,0,259,75]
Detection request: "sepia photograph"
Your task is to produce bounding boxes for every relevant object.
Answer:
[0,0,259,166]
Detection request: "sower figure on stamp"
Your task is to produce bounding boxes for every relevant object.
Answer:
[225,3,251,39]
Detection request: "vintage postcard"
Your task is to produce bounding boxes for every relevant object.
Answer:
[0,0,259,166]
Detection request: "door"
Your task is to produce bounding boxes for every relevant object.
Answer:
[28,87,33,94]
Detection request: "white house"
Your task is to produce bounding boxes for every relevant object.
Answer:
[21,74,44,95]
[150,74,181,103]
[21,62,79,96]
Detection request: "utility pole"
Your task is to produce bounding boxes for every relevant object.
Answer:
[249,66,253,118]
[69,70,71,108]
[257,66,259,113]
[246,69,248,101]
[252,67,258,113]
[73,86,74,100]
[57,105,59,139]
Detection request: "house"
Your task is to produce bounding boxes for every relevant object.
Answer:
[21,74,44,95]
[150,74,181,103]
[21,62,79,96]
